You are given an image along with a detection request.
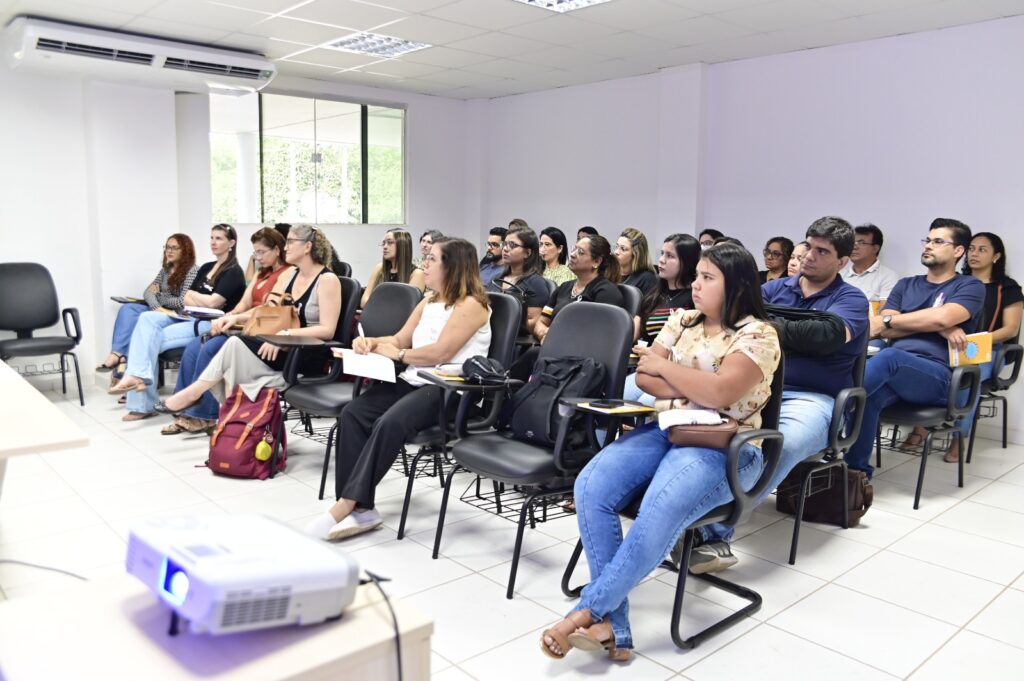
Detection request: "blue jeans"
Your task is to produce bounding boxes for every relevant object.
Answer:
[174,334,227,420]
[845,348,955,477]
[110,303,148,355]
[702,389,833,544]
[956,358,995,443]
[124,312,210,413]
[572,422,764,649]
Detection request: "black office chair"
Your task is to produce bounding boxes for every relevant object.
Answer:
[540,277,557,299]
[0,263,84,405]
[875,365,981,509]
[429,302,633,599]
[333,261,353,278]
[785,341,868,564]
[561,356,785,650]
[966,343,1022,461]
[273,282,421,499]
[617,283,641,318]
[395,291,523,539]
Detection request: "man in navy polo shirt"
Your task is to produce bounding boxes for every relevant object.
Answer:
[844,218,984,477]
[690,216,869,574]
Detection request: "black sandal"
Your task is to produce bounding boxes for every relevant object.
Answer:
[96,352,124,372]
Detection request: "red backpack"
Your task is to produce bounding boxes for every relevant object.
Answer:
[208,386,287,479]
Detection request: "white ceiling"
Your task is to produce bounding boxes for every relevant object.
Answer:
[3,0,1022,99]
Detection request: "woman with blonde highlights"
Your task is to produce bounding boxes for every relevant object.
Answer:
[361,229,425,306]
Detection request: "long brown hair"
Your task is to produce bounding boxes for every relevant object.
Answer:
[373,229,416,288]
[251,227,287,277]
[433,237,489,310]
[210,223,239,284]
[164,233,196,293]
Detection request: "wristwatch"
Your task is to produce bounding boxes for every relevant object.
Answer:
[882,315,893,330]
[398,349,407,363]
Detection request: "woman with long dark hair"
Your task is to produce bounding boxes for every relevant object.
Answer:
[539,226,575,286]
[541,243,781,661]
[361,229,425,306]
[98,233,197,372]
[487,227,548,334]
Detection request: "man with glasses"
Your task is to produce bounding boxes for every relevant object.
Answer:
[844,218,985,477]
[840,223,900,313]
[479,226,507,285]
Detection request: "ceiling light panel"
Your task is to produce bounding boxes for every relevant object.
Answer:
[509,0,615,13]
[327,31,431,57]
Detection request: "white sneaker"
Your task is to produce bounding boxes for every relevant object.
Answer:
[305,511,338,540]
[327,508,383,541]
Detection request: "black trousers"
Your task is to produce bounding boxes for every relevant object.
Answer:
[335,379,446,508]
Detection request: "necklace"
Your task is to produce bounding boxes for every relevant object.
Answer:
[570,281,585,299]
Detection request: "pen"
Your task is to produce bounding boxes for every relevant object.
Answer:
[358,322,366,339]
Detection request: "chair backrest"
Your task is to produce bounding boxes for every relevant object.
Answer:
[617,284,642,318]
[540,277,557,299]
[335,276,361,345]
[852,335,868,387]
[486,292,522,369]
[539,302,633,400]
[334,261,353,278]
[991,343,1023,392]
[0,263,60,336]
[359,282,421,338]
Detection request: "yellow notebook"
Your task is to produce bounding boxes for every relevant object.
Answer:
[949,332,992,367]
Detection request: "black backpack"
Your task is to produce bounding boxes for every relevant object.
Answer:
[500,356,606,447]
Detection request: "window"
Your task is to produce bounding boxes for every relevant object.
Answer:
[209,92,404,225]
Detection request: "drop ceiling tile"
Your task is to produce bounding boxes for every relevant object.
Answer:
[511,68,588,88]
[626,44,713,69]
[216,33,313,57]
[273,60,343,77]
[815,0,940,16]
[425,0,546,30]
[211,0,308,12]
[636,14,754,45]
[571,0,699,30]
[462,57,556,78]
[282,47,380,68]
[400,45,494,68]
[377,77,462,95]
[121,16,232,42]
[766,16,899,49]
[503,14,620,43]
[700,30,806,62]
[573,30,676,58]
[332,69,404,86]
[417,68,507,86]
[668,0,776,13]
[144,0,270,31]
[976,0,1024,17]
[74,0,163,12]
[282,0,407,31]
[377,14,489,44]
[446,30,556,57]
[513,45,613,69]
[565,57,656,80]
[357,58,442,77]
[717,0,851,32]
[247,15,355,43]
[854,0,1008,34]
[7,0,137,28]
[444,83,515,99]
[360,0,460,11]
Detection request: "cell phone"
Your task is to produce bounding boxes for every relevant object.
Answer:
[588,400,619,409]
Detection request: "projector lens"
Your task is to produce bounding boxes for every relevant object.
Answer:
[160,558,190,606]
[169,570,190,600]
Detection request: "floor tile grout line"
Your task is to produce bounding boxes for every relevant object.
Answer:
[753,621,903,680]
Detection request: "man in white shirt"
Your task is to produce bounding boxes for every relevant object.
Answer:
[840,223,900,311]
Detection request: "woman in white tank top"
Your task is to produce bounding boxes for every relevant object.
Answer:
[307,237,492,542]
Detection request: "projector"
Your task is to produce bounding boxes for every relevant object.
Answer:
[126,514,360,635]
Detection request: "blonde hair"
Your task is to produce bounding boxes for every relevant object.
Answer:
[620,227,656,275]
[372,229,416,288]
[290,224,333,268]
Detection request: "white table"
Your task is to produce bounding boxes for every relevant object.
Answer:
[0,577,433,680]
[0,360,89,499]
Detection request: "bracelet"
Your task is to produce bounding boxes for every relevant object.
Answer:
[398,349,406,363]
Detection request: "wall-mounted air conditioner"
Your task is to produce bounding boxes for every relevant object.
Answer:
[2,16,276,94]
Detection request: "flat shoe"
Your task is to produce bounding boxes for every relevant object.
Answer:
[327,509,383,541]
[540,609,594,660]
[123,411,157,422]
[155,397,200,415]
[568,622,632,662]
[161,421,188,435]
[109,380,147,395]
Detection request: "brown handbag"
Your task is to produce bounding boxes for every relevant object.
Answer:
[242,292,300,336]
[667,415,740,449]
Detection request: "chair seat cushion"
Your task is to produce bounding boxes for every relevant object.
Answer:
[283,382,355,417]
[452,432,563,485]
[0,336,75,359]
[408,426,444,446]
[881,403,949,427]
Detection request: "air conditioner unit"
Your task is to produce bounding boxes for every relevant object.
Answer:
[2,16,276,94]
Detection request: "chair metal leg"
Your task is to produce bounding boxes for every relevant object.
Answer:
[789,468,813,565]
[840,461,849,530]
[998,395,1008,449]
[59,353,67,395]
[967,409,979,465]
[432,465,461,559]
[66,352,84,406]
[507,492,534,599]
[914,431,933,510]
[318,418,340,501]
[560,539,585,598]
[875,425,882,469]
[956,430,965,488]
[397,449,431,540]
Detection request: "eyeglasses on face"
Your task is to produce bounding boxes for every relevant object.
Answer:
[422,253,439,263]
[164,245,180,252]
[487,241,502,249]
[921,237,954,247]
[571,247,590,258]
[699,240,715,247]
[252,250,270,258]
[501,241,524,250]
[286,237,310,245]
[763,249,784,258]
[854,240,875,247]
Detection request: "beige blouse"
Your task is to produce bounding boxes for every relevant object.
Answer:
[652,309,781,433]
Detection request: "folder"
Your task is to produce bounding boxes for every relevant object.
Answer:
[949,332,992,367]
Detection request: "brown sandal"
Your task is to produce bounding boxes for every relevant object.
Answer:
[123,411,157,422]
[898,430,925,452]
[568,621,632,662]
[540,609,593,660]
[161,419,189,435]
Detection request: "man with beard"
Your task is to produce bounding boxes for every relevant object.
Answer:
[844,218,985,477]
[479,226,507,285]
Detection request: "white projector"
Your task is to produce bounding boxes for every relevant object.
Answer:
[126,514,360,635]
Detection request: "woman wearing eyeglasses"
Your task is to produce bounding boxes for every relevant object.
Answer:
[759,236,794,284]
[361,229,426,307]
[486,227,549,335]
[160,227,293,435]
[97,234,198,373]
[110,224,246,421]
[615,228,658,296]
[159,224,341,418]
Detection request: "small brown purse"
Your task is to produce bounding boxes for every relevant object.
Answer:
[667,415,739,449]
[242,292,300,336]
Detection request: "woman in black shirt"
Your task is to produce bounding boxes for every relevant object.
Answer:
[635,233,700,345]
[615,228,658,295]
[487,227,549,335]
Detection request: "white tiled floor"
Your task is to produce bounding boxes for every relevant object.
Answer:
[2,385,1023,680]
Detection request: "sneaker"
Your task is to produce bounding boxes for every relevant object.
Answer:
[327,508,383,541]
[688,541,737,575]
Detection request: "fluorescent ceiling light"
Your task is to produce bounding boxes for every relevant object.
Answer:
[326,32,430,58]
[510,0,614,13]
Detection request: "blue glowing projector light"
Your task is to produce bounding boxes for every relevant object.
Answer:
[126,515,359,635]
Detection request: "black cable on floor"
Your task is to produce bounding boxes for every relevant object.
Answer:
[362,571,402,681]
[0,559,88,581]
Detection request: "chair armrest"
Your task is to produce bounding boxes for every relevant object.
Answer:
[827,386,867,456]
[946,364,981,421]
[61,307,82,344]
[722,429,784,527]
[992,343,1023,391]
[257,335,326,347]
[415,369,523,393]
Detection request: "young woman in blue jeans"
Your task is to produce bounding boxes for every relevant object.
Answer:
[541,242,781,661]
